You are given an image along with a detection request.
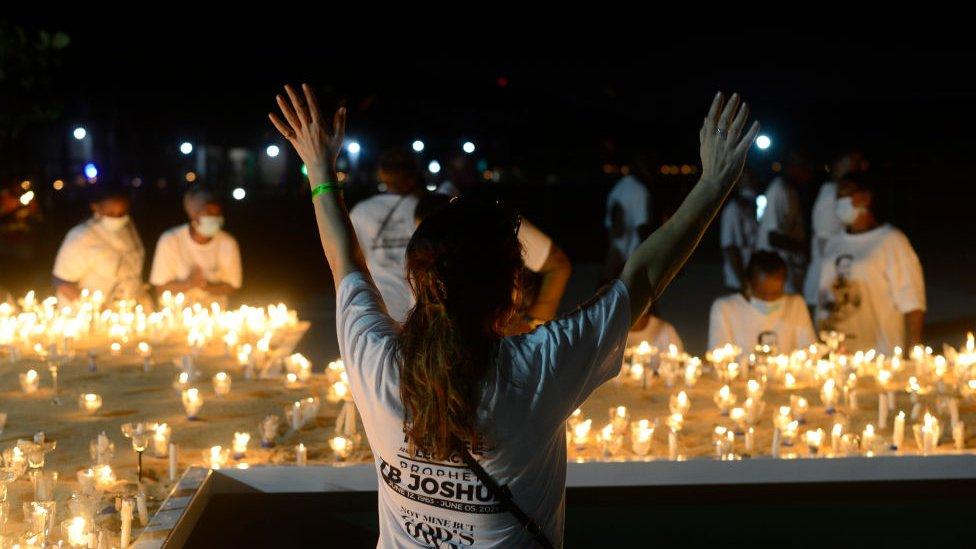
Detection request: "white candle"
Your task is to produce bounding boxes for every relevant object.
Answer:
[65,516,90,547]
[669,391,691,416]
[212,372,231,397]
[20,369,40,393]
[232,432,250,459]
[893,411,905,449]
[296,442,308,466]
[573,419,592,450]
[668,429,678,460]
[949,399,960,429]
[745,427,755,453]
[631,420,654,457]
[138,341,152,372]
[887,390,896,411]
[771,428,782,458]
[120,498,133,548]
[152,423,171,457]
[849,389,858,411]
[861,424,876,453]
[182,387,203,419]
[878,393,888,429]
[168,443,178,481]
[136,491,149,526]
[953,422,965,450]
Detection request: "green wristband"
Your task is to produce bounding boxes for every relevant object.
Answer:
[311,183,342,198]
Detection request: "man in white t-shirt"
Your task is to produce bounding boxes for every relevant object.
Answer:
[803,151,869,305]
[53,184,146,303]
[709,250,815,353]
[604,153,655,277]
[350,147,425,323]
[719,169,759,290]
[816,171,925,353]
[756,155,811,293]
[149,186,242,306]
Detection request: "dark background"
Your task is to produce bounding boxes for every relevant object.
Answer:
[3,10,976,360]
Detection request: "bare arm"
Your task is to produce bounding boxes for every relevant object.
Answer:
[52,277,81,301]
[525,243,572,322]
[620,92,759,322]
[269,84,367,289]
[905,309,924,349]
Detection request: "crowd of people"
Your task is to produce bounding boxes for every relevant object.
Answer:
[608,150,926,355]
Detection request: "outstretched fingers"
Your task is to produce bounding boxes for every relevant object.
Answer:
[302,83,323,124]
[268,113,295,141]
[718,93,740,131]
[276,94,302,132]
[728,102,749,142]
[285,84,310,126]
[734,121,761,157]
[333,107,347,147]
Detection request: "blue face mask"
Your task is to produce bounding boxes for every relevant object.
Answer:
[749,296,785,316]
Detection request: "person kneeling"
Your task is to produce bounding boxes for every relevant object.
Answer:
[149,186,242,307]
[708,250,815,353]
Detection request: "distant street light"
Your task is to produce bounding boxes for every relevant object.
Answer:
[412,140,425,153]
[266,145,280,158]
[462,141,476,154]
[428,160,441,174]
[346,141,361,155]
[180,142,194,155]
[232,187,246,200]
[73,127,87,140]
[756,135,771,150]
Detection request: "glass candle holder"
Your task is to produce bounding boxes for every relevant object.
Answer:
[669,391,691,416]
[152,424,171,458]
[22,501,56,543]
[232,432,250,459]
[630,420,654,457]
[572,419,592,451]
[19,369,40,394]
[61,516,93,548]
[713,385,737,415]
[259,415,280,448]
[92,464,116,491]
[78,393,102,415]
[203,446,229,470]
[597,423,623,457]
[212,372,231,397]
[182,388,203,419]
[608,406,629,434]
[30,470,57,501]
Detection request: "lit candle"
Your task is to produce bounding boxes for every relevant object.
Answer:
[232,432,250,459]
[821,378,838,413]
[138,341,152,372]
[297,442,309,465]
[729,407,747,432]
[20,369,39,393]
[173,371,190,391]
[573,419,592,450]
[893,411,906,450]
[93,464,115,490]
[784,372,797,390]
[78,393,102,415]
[862,424,876,454]
[631,419,654,457]
[182,387,203,419]
[771,428,782,458]
[137,491,149,526]
[77,468,95,494]
[63,516,90,547]
[789,395,809,423]
[609,406,629,433]
[212,372,232,397]
[746,379,764,400]
[284,372,301,389]
[831,423,843,455]
[152,423,171,457]
[110,341,122,356]
[745,427,755,453]
[713,384,737,414]
[669,391,691,416]
[205,445,227,469]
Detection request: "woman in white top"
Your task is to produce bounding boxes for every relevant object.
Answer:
[816,171,925,353]
[149,186,242,307]
[269,85,758,548]
[52,184,145,303]
[709,250,815,353]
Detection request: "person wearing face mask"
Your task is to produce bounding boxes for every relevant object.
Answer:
[149,186,242,307]
[816,171,924,353]
[802,151,868,307]
[719,168,759,290]
[52,183,146,303]
[708,250,815,352]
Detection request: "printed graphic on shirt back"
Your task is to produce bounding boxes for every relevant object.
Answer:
[379,437,502,547]
[821,253,863,330]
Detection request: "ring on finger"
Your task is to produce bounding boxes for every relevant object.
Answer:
[715,127,727,137]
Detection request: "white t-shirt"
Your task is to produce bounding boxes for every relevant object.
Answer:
[626,316,683,352]
[337,272,630,548]
[708,293,815,352]
[53,218,145,301]
[149,224,242,304]
[604,175,651,261]
[350,194,421,324]
[719,199,758,289]
[756,177,806,293]
[803,182,843,305]
[816,224,925,353]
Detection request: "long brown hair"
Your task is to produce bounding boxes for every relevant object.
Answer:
[398,197,523,459]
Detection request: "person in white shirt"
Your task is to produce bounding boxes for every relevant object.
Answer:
[149,186,242,306]
[709,250,816,353]
[604,152,655,277]
[802,151,869,305]
[816,171,925,353]
[270,84,756,548]
[627,307,684,351]
[414,191,572,333]
[52,184,145,303]
[719,168,759,290]
[756,154,811,293]
[349,147,423,323]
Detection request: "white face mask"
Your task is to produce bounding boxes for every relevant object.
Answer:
[98,214,130,232]
[835,197,865,226]
[749,296,785,316]
[195,215,224,238]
